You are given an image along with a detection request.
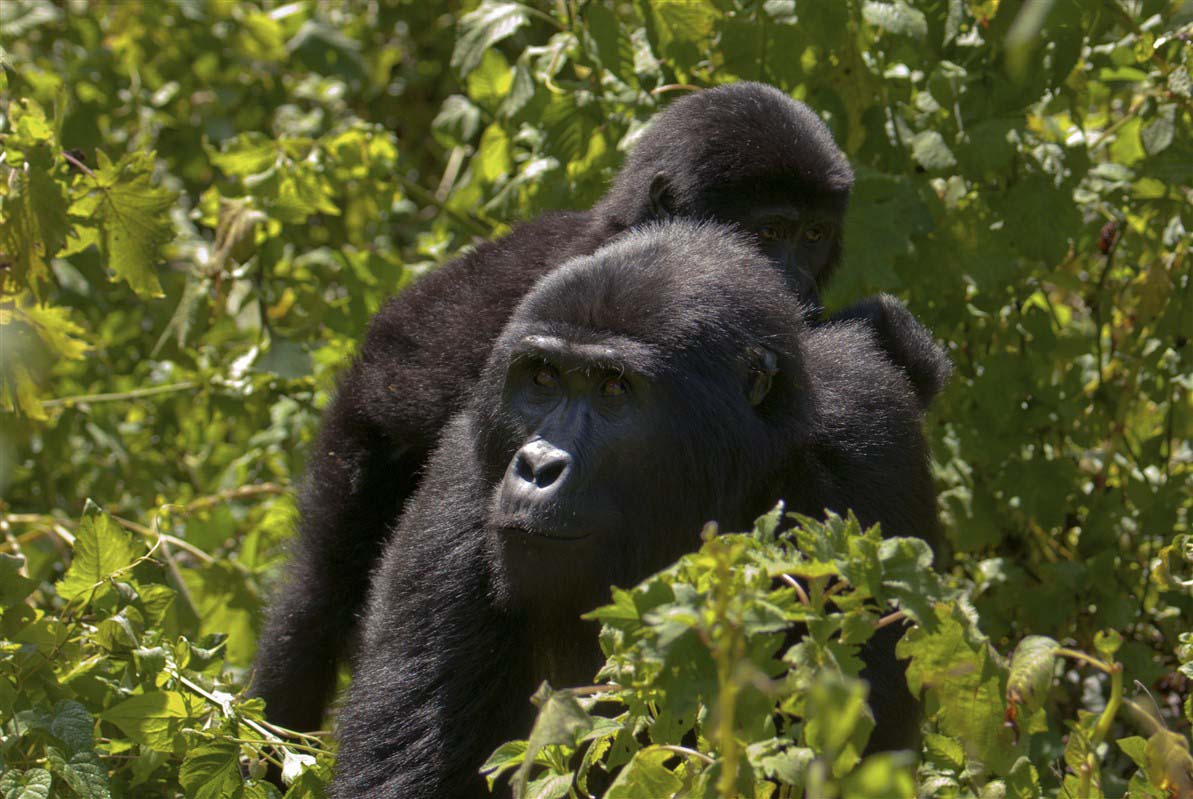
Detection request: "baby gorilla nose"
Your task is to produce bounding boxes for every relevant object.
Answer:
[513,439,571,489]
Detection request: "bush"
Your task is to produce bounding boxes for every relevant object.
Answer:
[1,1,1188,796]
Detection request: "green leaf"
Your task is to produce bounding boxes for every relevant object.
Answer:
[481,740,528,788]
[910,130,957,172]
[0,102,70,296]
[863,1,928,39]
[1006,635,1059,715]
[71,151,176,297]
[467,49,513,110]
[180,743,244,799]
[100,691,191,752]
[56,512,142,601]
[451,2,533,76]
[208,132,278,177]
[45,748,109,799]
[514,684,595,795]
[0,553,38,607]
[585,4,634,81]
[0,768,52,799]
[49,700,97,755]
[602,748,683,799]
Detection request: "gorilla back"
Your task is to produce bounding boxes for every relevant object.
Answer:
[333,221,948,799]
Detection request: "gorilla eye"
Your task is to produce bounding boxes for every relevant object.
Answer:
[600,376,629,397]
[532,366,559,389]
[758,225,780,241]
[803,223,830,243]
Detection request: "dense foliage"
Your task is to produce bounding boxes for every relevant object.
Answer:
[1,0,1189,797]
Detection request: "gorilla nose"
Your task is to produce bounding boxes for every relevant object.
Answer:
[513,440,571,489]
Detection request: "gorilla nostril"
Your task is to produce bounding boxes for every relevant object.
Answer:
[513,452,535,483]
[535,458,567,488]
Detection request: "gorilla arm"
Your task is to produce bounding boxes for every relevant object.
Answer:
[332,418,529,799]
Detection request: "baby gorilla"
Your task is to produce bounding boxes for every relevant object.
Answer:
[333,221,948,799]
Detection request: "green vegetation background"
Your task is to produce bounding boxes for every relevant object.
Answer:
[0,0,1189,797]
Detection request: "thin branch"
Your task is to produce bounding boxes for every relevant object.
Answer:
[655,744,715,765]
[876,609,907,629]
[60,150,97,179]
[780,573,811,606]
[41,381,200,409]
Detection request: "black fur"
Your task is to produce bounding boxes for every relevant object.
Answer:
[252,83,936,732]
[332,222,948,798]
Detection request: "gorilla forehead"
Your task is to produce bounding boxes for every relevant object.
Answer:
[606,83,854,210]
[505,221,807,365]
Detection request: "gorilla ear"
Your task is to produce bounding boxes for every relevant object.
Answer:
[746,345,780,407]
[648,172,676,218]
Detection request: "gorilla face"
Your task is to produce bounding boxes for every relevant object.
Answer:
[483,322,785,610]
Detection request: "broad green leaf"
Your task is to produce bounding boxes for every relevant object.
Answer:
[56,513,142,601]
[451,2,533,76]
[48,700,96,755]
[475,124,513,183]
[467,49,513,110]
[0,768,52,799]
[100,691,191,752]
[179,743,244,799]
[602,748,683,799]
[44,748,109,799]
[71,151,176,297]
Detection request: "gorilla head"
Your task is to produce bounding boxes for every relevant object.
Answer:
[597,82,855,304]
[474,222,814,610]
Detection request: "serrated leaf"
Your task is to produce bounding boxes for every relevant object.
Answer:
[179,742,244,799]
[207,132,278,177]
[19,302,89,360]
[56,512,142,601]
[0,118,69,297]
[100,691,191,752]
[72,151,176,297]
[514,684,595,795]
[451,2,533,76]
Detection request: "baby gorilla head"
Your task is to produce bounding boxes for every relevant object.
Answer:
[474,221,814,611]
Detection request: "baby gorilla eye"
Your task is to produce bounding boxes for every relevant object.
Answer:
[533,366,559,388]
[757,225,780,241]
[600,375,629,396]
[802,222,830,243]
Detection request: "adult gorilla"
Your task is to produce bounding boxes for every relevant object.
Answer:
[253,83,923,731]
[332,221,949,799]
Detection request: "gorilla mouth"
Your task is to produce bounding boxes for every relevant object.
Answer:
[497,523,592,542]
